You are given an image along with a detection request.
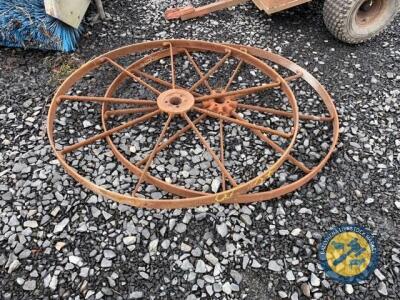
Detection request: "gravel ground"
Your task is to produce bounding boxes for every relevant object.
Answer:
[0,1,399,299]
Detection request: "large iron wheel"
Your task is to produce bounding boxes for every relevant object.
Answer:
[47,40,339,209]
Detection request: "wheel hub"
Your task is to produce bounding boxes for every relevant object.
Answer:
[202,92,237,116]
[157,89,195,114]
[356,0,383,26]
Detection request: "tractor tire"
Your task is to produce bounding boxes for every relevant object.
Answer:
[323,0,400,44]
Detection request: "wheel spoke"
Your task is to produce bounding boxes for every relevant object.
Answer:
[189,51,231,92]
[194,72,303,102]
[132,114,174,196]
[232,112,311,173]
[58,95,157,105]
[224,59,243,92]
[102,57,161,95]
[60,110,160,155]
[105,107,158,118]
[137,114,207,167]
[237,103,333,122]
[219,119,226,191]
[182,113,237,187]
[194,107,292,139]
[132,69,202,97]
[184,49,213,93]
[195,81,281,102]
[285,71,303,82]
[166,43,176,89]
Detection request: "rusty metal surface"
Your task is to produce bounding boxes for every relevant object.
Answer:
[165,0,248,20]
[252,0,311,14]
[47,40,339,209]
[164,0,311,20]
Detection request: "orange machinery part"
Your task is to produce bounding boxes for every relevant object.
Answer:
[164,0,312,20]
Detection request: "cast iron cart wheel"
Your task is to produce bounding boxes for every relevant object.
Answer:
[323,0,399,44]
[48,40,339,209]
[48,40,300,209]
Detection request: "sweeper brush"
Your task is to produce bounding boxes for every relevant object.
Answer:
[0,0,82,52]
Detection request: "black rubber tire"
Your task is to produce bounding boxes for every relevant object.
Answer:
[323,0,400,44]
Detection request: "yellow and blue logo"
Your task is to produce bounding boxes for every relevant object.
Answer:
[319,224,379,283]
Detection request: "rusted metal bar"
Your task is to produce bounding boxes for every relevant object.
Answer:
[102,57,161,95]
[137,114,207,167]
[232,112,311,173]
[182,113,238,187]
[60,110,160,155]
[104,107,158,118]
[195,81,281,102]
[165,43,176,89]
[58,95,157,105]
[194,107,292,138]
[184,49,213,93]
[165,0,248,21]
[219,119,227,191]
[133,114,173,196]
[237,103,333,122]
[224,59,243,92]
[132,69,202,97]
[190,51,231,92]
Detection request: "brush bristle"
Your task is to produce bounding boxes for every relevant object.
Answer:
[0,0,83,52]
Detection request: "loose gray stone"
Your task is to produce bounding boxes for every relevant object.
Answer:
[23,220,38,228]
[230,270,243,284]
[205,253,218,266]
[222,282,232,295]
[19,249,31,259]
[211,179,220,193]
[123,236,136,246]
[9,215,20,226]
[54,218,69,234]
[216,223,228,238]
[175,223,187,233]
[365,198,374,204]
[148,239,159,255]
[310,273,320,287]
[69,255,83,266]
[195,260,208,273]
[278,291,288,298]
[345,284,354,294]
[291,292,299,300]
[23,280,36,291]
[252,259,262,268]
[286,270,295,281]
[240,214,252,226]
[101,258,112,268]
[104,250,116,259]
[378,282,388,296]
[181,259,194,271]
[191,247,202,257]
[91,206,101,218]
[55,242,66,251]
[8,259,21,273]
[130,291,144,299]
[180,243,191,252]
[291,228,301,236]
[374,269,386,281]
[49,276,58,291]
[268,260,282,272]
